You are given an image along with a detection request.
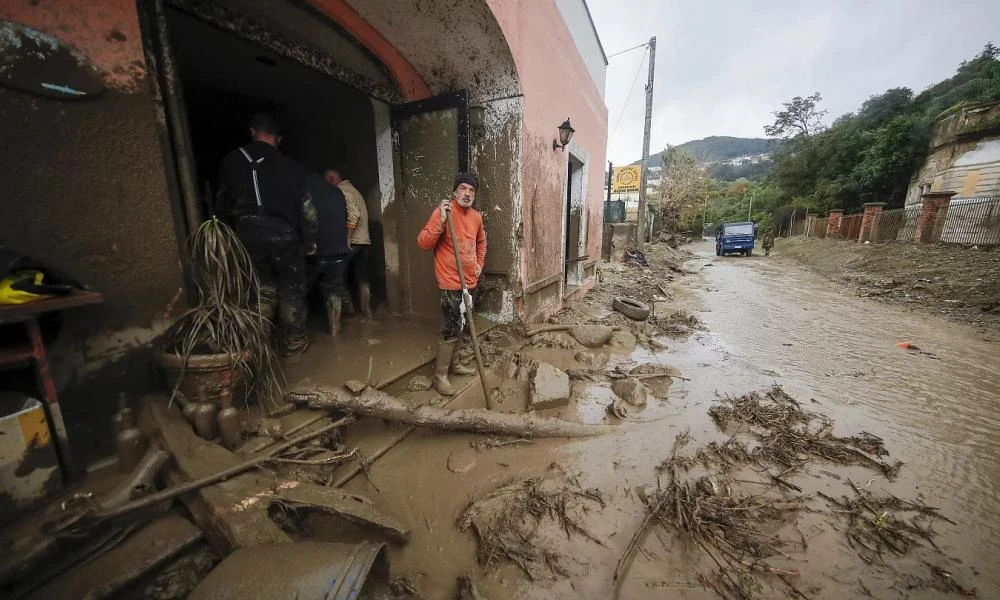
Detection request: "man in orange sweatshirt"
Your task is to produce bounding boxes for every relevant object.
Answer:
[417,173,487,395]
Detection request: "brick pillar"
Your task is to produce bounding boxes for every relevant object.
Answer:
[826,210,843,237]
[914,191,955,243]
[859,202,886,241]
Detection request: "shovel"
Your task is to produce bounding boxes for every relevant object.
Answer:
[444,207,496,408]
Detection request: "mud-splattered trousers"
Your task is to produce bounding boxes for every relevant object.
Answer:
[440,289,472,341]
[234,215,311,355]
[313,254,348,311]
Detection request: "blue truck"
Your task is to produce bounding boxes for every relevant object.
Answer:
[715,221,757,256]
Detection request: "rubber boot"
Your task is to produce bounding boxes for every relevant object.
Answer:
[450,337,477,376]
[341,292,356,316]
[279,300,309,358]
[359,283,375,322]
[432,340,458,396]
[325,296,342,335]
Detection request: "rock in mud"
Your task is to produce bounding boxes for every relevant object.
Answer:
[568,325,614,348]
[406,375,433,392]
[611,378,648,408]
[344,379,368,394]
[574,351,608,369]
[447,448,478,473]
[529,362,570,410]
[610,330,637,349]
[608,397,631,419]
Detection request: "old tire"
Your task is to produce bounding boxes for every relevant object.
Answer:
[746,249,753,257]
[613,297,650,321]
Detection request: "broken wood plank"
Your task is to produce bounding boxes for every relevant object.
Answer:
[272,483,410,543]
[291,387,613,438]
[24,514,201,600]
[94,415,353,522]
[143,397,291,554]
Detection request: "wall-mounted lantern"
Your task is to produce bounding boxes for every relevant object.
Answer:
[552,118,575,151]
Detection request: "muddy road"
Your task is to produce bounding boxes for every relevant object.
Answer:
[340,240,1000,599]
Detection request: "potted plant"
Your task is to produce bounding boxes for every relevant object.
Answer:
[157,218,285,414]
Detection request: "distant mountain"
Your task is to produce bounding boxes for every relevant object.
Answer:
[630,136,780,169]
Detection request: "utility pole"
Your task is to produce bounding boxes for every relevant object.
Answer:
[636,36,656,244]
[747,190,754,221]
[606,161,613,203]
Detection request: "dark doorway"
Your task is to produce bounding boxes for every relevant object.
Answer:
[158,7,387,309]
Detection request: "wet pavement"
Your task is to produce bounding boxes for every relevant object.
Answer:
[332,240,1000,599]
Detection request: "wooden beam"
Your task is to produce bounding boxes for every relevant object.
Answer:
[144,398,291,554]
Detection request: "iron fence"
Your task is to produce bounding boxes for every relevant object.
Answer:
[870,208,905,242]
[869,205,922,242]
[836,214,863,240]
[937,196,1000,245]
[812,217,829,239]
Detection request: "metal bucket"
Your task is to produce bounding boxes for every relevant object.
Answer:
[188,541,389,600]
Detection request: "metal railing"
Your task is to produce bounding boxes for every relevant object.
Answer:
[937,196,1000,245]
[812,217,829,239]
[807,195,1000,246]
[869,207,920,242]
[836,214,863,240]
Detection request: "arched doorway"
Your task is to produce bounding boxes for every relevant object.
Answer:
[143,0,521,318]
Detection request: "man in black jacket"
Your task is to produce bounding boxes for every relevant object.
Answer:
[306,171,350,335]
[216,114,318,357]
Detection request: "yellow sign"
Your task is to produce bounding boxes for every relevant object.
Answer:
[612,165,641,192]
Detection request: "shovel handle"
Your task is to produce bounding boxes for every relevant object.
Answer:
[444,209,493,407]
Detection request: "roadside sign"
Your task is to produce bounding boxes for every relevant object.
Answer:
[613,165,641,192]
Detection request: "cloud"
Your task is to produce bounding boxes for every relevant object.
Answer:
[590,0,1000,163]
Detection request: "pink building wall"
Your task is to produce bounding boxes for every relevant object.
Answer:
[488,0,609,318]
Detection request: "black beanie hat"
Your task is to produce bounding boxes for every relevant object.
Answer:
[453,172,480,191]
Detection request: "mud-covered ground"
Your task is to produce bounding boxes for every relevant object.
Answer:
[776,237,1000,335]
[335,239,999,599]
[27,239,997,599]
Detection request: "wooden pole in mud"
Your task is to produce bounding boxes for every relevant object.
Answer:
[444,206,494,407]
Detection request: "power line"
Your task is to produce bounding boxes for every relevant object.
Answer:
[609,46,648,144]
[606,41,649,59]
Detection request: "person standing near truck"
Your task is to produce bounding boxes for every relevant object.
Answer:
[416,173,487,396]
[762,229,775,256]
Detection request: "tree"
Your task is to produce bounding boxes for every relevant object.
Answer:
[658,147,715,232]
[764,92,827,138]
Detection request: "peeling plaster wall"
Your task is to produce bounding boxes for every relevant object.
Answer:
[347,0,519,104]
[346,0,524,320]
[907,102,1000,204]
[488,0,608,322]
[0,0,184,462]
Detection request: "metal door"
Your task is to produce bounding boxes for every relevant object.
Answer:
[392,92,470,315]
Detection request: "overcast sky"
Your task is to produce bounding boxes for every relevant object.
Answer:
[589,0,1000,164]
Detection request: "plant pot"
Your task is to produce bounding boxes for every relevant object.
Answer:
[156,350,250,405]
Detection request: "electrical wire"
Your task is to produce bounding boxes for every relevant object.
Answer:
[609,45,648,144]
[606,41,649,59]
